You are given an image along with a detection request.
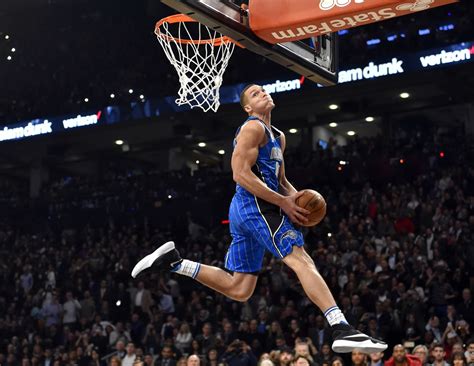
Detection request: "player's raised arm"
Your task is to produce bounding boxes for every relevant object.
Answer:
[231,121,309,225]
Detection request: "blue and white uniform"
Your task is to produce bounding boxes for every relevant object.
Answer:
[224,116,304,273]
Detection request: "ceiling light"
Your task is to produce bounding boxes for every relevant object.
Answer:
[329,122,338,128]
[11,48,15,52]
[365,116,375,122]
[195,160,200,164]
[84,98,89,102]
[347,131,356,136]
[4,35,9,40]
[218,150,225,155]
[128,89,134,94]
[115,140,124,146]
[329,104,339,110]
[139,94,145,99]
[110,93,115,99]
[400,92,410,99]
[289,128,298,134]
[6,55,11,61]
[198,142,206,147]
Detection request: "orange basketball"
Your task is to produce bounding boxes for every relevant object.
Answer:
[295,189,327,227]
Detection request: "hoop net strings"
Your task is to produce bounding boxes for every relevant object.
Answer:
[156,20,235,112]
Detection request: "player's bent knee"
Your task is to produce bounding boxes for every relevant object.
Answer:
[231,287,253,302]
[229,281,255,302]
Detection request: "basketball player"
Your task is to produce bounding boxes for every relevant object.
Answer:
[131,84,387,354]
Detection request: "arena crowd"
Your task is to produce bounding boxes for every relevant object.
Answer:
[0,124,473,366]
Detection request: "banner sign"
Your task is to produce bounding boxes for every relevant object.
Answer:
[338,41,473,83]
[249,0,459,44]
[1,41,472,143]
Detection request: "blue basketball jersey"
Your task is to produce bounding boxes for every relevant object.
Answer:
[225,116,304,273]
[234,116,283,196]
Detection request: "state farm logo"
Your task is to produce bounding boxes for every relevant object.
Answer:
[319,0,365,11]
[396,0,434,12]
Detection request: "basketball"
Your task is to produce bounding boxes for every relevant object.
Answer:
[296,189,327,227]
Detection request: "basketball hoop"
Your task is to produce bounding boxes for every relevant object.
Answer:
[155,14,239,113]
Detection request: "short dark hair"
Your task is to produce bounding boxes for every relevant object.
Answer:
[240,84,257,109]
[292,355,310,364]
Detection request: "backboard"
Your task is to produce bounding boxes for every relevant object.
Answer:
[161,0,338,86]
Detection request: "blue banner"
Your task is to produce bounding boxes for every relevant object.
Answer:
[1,41,473,143]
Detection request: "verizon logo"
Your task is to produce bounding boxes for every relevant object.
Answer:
[419,48,471,68]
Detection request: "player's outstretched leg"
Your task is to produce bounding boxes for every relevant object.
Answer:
[131,240,257,302]
[282,246,387,354]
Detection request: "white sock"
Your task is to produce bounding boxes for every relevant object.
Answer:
[170,259,201,279]
[324,306,349,326]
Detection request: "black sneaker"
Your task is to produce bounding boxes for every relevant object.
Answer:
[331,323,388,354]
[131,241,183,278]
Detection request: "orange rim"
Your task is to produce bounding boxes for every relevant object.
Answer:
[155,14,241,47]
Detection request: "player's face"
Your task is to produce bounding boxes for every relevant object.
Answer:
[244,85,275,114]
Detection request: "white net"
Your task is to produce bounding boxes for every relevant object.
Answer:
[155,16,236,113]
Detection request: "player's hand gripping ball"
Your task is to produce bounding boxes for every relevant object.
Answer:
[295,189,326,227]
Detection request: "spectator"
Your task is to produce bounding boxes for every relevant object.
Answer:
[308,316,331,351]
[429,345,450,366]
[130,313,146,346]
[315,344,333,365]
[111,324,133,346]
[294,341,316,366]
[207,349,219,366]
[123,343,137,366]
[187,355,200,366]
[456,290,473,327]
[133,282,153,318]
[465,340,474,364]
[42,293,62,327]
[331,357,344,366]
[412,346,429,366]
[144,355,155,366]
[196,323,217,355]
[157,290,176,315]
[425,318,443,345]
[143,324,161,355]
[292,355,312,366]
[115,341,127,359]
[278,348,294,366]
[220,340,257,366]
[177,358,187,366]
[369,352,384,366]
[154,346,177,366]
[80,290,97,325]
[222,321,238,346]
[450,353,466,366]
[63,291,82,329]
[351,350,367,366]
[384,345,421,366]
[110,356,122,366]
